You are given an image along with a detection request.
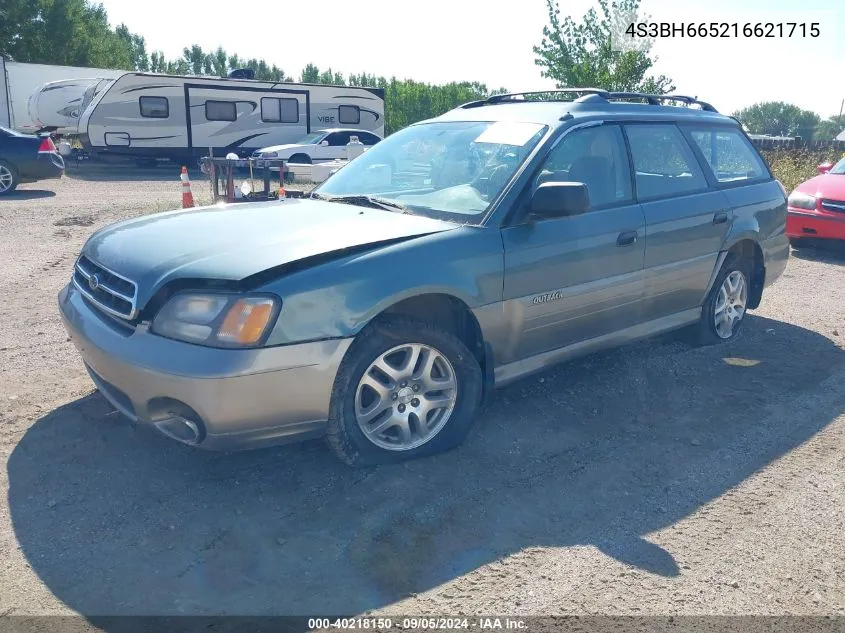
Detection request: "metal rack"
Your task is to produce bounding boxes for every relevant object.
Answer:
[199,156,303,204]
[461,89,718,112]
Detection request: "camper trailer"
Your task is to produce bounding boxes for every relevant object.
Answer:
[77,72,385,162]
[0,57,123,133]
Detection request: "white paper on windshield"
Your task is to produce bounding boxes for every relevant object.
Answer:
[474,121,543,146]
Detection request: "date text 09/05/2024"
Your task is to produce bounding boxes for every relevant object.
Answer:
[625,22,820,39]
[307,618,527,630]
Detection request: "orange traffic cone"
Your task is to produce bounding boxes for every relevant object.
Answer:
[278,167,286,201]
[180,166,195,208]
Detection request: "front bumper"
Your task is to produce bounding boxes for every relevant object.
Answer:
[787,210,845,241]
[58,283,352,450]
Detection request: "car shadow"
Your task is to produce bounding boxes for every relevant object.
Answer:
[0,189,56,200]
[64,164,207,183]
[8,315,845,619]
[790,240,845,266]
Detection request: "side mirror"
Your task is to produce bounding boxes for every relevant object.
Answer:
[320,140,329,147]
[818,163,833,174]
[531,182,590,219]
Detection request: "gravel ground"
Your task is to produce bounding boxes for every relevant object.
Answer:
[0,171,844,620]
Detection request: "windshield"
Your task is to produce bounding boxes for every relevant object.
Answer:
[830,157,845,175]
[314,120,548,223]
[298,132,327,145]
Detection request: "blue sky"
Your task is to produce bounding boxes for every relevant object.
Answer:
[98,0,844,119]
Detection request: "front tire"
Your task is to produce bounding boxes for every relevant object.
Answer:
[288,153,312,165]
[0,160,19,196]
[326,316,483,466]
[695,255,751,345]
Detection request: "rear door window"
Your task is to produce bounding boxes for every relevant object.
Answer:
[685,126,770,183]
[326,132,351,146]
[624,124,708,200]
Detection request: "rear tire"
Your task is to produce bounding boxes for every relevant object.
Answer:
[0,160,19,196]
[326,315,483,466]
[288,153,312,165]
[694,254,752,346]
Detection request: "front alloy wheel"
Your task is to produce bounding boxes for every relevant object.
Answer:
[355,343,458,451]
[326,315,483,466]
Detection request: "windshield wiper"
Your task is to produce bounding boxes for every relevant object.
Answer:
[311,193,410,213]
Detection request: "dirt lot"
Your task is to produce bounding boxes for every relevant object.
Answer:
[1,170,844,619]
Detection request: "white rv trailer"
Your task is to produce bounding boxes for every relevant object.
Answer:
[0,56,123,133]
[78,72,386,161]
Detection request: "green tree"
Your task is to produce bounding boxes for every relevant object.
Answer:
[182,44,206,76]
[0,0,138,69]
[300,63,320,83]
[211,46,228,76]
[732,102,821,140]
[149,50,166,73]
[534,0,674,93]
[813,116,845,141]
[115,23,148,71]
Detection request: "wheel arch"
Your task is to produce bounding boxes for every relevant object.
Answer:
[710,233,766,310]
[359,290,493,400]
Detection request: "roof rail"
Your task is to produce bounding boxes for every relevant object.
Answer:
[593,92,718,112]
[459,89,718,113]
[460,88,609,108]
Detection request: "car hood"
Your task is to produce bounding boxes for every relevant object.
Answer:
[82,199,458,308]
[256,143,310,155]
[794,173,845,200]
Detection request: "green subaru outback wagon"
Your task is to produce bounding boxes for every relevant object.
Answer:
[59,89,789,465]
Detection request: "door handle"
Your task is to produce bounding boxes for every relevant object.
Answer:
[616,230,638,246]
[713,211,729,225]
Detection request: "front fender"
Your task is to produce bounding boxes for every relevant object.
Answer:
[260,226,504,346]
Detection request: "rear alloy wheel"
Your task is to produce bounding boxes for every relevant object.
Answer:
[326,316,483,466]
[713,270,748,339]
[0,161,18,196]
[695,256,751,345]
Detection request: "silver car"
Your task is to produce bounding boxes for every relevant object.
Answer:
[59,89,789,465]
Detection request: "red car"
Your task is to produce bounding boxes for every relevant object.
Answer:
[787,156,845,244]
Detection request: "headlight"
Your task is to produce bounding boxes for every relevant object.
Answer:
[787,191,817,210]
[259,151,278,158]
[151,293,279,348]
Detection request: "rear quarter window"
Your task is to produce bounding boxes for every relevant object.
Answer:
[685,126,770,184]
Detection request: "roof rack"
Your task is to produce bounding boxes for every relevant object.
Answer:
[459,89,718,113]
[460,88,609,108]
[584,92,718,112]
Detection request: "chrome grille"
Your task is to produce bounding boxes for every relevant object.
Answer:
[72,255,138,319]
[821,199,845,214]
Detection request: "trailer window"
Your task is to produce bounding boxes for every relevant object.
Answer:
[139,96,169,118]
[205,100,237,122]
[261,97,299,123]
[338,105,360,125]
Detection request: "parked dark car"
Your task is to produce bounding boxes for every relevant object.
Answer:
[0,126,65,195]
[59,89,789,465]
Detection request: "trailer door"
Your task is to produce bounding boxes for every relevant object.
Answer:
[185,84,309,155]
